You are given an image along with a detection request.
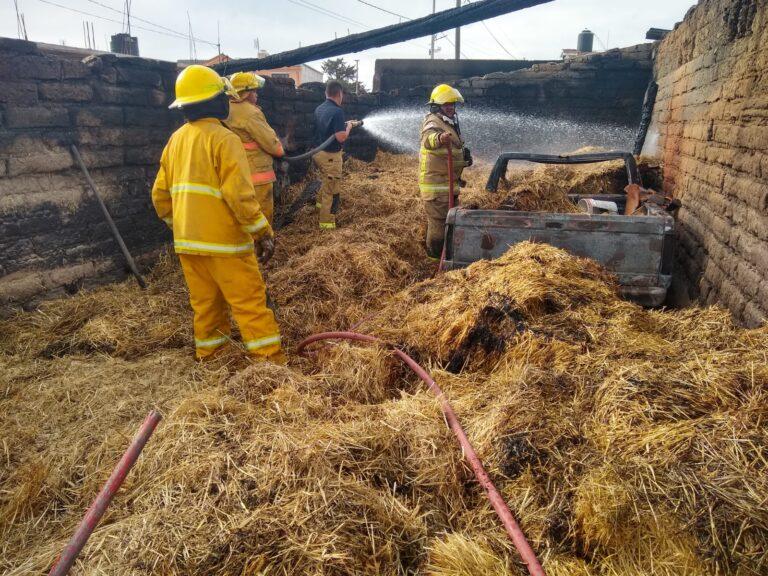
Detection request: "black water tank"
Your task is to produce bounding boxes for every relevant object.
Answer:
[110,33,139,56]
[577,29,594,53]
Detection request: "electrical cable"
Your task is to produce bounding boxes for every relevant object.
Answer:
[35,0,218,46]
[83,0,214,44]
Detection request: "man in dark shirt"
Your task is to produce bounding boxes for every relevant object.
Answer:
[313,80,353,229]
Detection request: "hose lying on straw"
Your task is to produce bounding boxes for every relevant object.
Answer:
[297,331,546,576]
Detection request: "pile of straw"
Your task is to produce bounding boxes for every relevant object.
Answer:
[1,152,765,576]
[461,151,662,214]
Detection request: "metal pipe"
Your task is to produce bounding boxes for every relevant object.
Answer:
[70,145,147,289]
[297,332,546,576]
[48,410,162,576]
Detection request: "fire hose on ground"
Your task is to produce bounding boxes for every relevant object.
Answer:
[297,331,547,576]
[47,410,162,576]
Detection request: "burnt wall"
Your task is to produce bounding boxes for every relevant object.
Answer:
[0,38,380,312]
[373,58,550,93]
[646,0,767,326]
[389,44,654,127]
[0,38,178,310]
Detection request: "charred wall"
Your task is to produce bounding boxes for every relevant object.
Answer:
[388,44,654,126]
[0,39,379,312]
[646,0,767,326]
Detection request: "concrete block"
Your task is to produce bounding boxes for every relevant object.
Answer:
[61,59,90,80]
[125,145,164,165]
[115,66,162,87]
[0,81,38,104]
[0,37,39,55]
[96,85,151,105]
[4,106,69,128]
[75,106,124,127]
[123,107,175,127]
[0,55,61,80]
[8,150,72,177]
[39,83,94,103]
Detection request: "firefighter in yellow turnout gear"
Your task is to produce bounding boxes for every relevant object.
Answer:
[152,65,283,362]
[419,84,472,259]
[225,72,284,224]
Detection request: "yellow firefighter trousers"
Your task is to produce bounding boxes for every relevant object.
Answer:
[178,253,283,362]
[313,150,343,228]
[423,193,458,259]
[253,182,274,225]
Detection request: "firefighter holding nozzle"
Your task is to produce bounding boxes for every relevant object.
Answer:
[418,84,473,260]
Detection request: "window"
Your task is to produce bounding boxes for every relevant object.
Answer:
[271,73,290,78]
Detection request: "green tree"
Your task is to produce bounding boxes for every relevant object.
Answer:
[321,57,365,93]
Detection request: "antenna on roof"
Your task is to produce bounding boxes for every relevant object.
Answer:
[123,0,132,35]
[217,20,221,56]
[187,11,198,60]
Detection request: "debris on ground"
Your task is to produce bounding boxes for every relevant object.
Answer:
[1,152,765,576]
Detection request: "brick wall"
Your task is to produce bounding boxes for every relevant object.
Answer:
[0,39,380,312]
[646,0,767,326]
[389,44,654,126]
[372,58,551,93]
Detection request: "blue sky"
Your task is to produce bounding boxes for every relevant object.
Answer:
[2,0,695,86]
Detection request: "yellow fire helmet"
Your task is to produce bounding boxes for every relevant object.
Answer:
[169,64,235,109]
[428,84,465,105]
[229,71,266,94]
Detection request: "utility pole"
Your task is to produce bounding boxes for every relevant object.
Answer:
[354,59,360,95]
[430,0,436,59]
[455,0,461,59]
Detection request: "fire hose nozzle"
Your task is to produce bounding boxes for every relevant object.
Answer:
[349,120,364,128]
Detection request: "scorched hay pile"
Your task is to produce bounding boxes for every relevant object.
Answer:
[1,153,766,576]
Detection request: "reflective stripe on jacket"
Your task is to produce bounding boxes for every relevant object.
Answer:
[151,118,272,257]
[225,101,284,185]
[418,112,466,199]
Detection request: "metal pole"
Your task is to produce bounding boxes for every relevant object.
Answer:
[430,0,436,59]
[455,0,461,59]
[48,410,162,576]
[70,145,147,289]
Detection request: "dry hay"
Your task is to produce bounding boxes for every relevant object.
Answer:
[461,149,662,214]
[1,151,767,576]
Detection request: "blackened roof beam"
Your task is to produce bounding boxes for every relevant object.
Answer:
[214,0,555,74]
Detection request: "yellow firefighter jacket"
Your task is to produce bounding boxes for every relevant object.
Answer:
[418,112,466,199]
[225,101,284,185]
[151,118,272,257]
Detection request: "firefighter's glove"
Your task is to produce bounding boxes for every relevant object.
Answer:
[463,147,473,167]
[258,236,275,265]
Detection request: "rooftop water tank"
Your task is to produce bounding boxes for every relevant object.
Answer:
[577,29,594,53]
[110,33,139,56]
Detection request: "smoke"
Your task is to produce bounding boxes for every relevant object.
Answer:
[362,105,636,160]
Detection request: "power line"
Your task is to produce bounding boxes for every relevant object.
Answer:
[82,0,216,45]
[287,0,430,52]
[480,20,517,58]
[355,0,412,21]
[462,0,518,58]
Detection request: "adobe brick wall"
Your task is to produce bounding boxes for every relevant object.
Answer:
[372,58,551,93]
[0,39,380,312]
[645,0,767,326]
[389,44,654,126]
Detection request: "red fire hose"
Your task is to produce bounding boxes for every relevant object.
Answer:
[48,410,162,576]
[297,332,546,576]
[437,140,456,272]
